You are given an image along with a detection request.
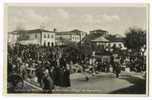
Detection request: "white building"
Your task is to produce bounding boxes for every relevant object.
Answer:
[55,29,87,46]
[8,31,19,44]
[9,29,56,46]
[109,37,126,50]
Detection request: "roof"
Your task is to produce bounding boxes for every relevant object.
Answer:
[91,36,109,42]
[56,29,84,35]
[82,29,108,43]
[82,33,105,43]
[9,29,55,34]
[71,29,81,32]
[90,29,108,33]
[9,30,26,34]
[26,29,54,33]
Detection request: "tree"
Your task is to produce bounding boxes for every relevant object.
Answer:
[124,27,146,51]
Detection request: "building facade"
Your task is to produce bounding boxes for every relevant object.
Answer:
[8,31,19,45]
[90,29,108,37]
[55,29,87,46]
[109,37,126,50]
[91,36,126,51]
[8,29,56,46]
[91,36,110,47]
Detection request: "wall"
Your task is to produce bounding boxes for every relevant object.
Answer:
[8,34,19,44]
[18,32,41,45]
[110,42,125,49]
[71,35,81,42]
[41,31,55,46]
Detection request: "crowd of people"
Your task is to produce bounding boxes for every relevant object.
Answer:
[8,44,72,93]
[7,43,146,93]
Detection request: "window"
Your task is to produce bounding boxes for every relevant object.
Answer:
[119,44,122,48]
[44,34,46,38]
[48,34,50,38]
[51,35,54,38]
[35,34,37,38]
[77,37,79,40]
[48,42,50,46]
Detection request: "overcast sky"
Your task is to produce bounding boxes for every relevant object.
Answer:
[7,5,147,35]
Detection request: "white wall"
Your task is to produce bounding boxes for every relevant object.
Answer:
[71,35,81,42]
[41,31,55,46]
[8,34,19,44]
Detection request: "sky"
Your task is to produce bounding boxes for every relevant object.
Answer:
[7,5,148,36]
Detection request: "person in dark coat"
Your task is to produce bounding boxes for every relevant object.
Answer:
[63,65,71,87]
[113,55,121,78]
[49,66,56,83]
[54,66,60,86]
[8,61,13,74]
[35,64,44,86]
[41,69,54,93]
[59,67,64,87]
[115,62,121,78]
[60,58,66,68]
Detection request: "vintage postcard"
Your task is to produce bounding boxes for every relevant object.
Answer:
[3,3,149,96]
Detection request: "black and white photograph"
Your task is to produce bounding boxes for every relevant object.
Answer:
[4,3,148,95]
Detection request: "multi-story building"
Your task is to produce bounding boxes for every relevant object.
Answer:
[90,29,108,37]
[91,35,126,50]
[55,29,87,46]
[8,31,20,45]
[91,36,109,46]
[8,29,56,46]
[82,29,109,44]
[109,37,126,50]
